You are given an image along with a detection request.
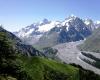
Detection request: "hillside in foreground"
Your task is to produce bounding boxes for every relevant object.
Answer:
[7,55,100,80]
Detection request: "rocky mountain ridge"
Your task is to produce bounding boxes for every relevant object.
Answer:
[14,16,100,47]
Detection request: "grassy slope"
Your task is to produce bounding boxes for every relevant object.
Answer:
[19,56,79,80]
[1,55,100,80]
[19,56,100,80]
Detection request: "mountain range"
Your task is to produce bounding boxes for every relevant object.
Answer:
[14,15,100,48]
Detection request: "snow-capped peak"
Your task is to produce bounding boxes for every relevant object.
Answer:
[94,21,100,29]
[65,15,77,21]
[84,19,93,25]
[95,21,100,24]
[70,14,77,18]
[39,19,50,25]
[84,19,96,31]
[62,15,79,27]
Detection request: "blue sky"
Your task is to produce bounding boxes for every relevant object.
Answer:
[0,0,100,32]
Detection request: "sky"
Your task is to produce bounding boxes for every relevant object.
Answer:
[0,0,100,32]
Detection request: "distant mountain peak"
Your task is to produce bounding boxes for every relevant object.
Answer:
[69,14,77,18]
[42,18,49,23]
[95,21,100,24]
[39,18,50,25]
[65,15,77,21]
[84,19,93,25]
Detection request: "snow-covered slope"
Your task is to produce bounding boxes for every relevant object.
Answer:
[14,19,61,37]
[38,21,61,32]
[84,19,95,31]
[94,21,100,29]
[14,16,100,45]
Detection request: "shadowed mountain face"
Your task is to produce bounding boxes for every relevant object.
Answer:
[0,26,41,56]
